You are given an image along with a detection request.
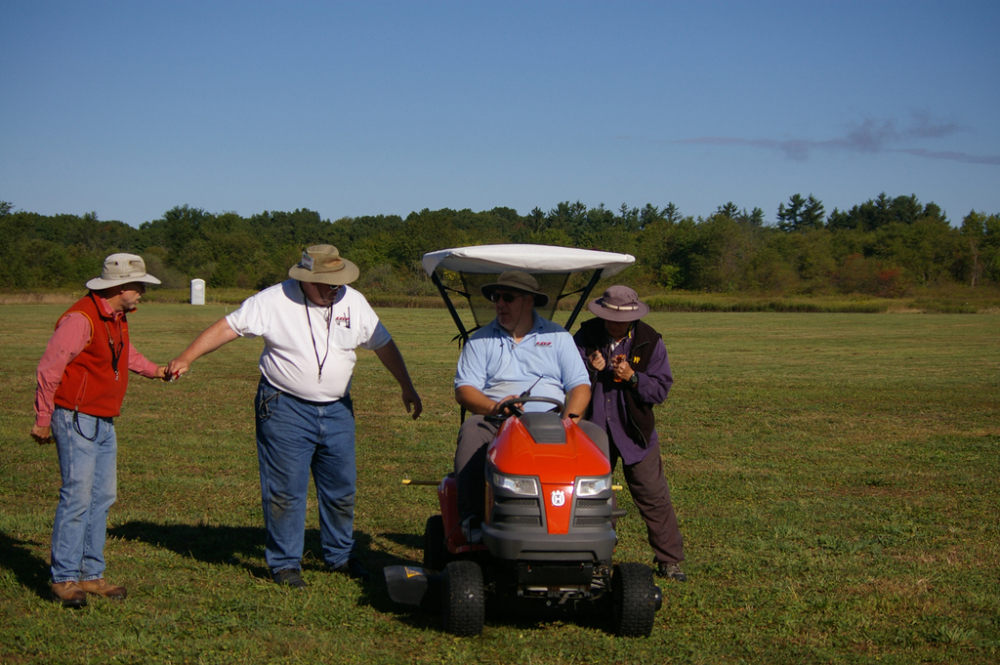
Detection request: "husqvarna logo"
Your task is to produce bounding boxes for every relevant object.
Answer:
[550,490,566,507]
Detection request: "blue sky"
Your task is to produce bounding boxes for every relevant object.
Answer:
[3,1,998,227]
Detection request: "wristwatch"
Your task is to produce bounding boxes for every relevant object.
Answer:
[627,372,639,387]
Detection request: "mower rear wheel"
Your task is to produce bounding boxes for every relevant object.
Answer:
[442,560,485,637]
[611,563,659,637]
[423,515,448,571]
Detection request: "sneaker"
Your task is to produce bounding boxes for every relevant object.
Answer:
[273,569,308,588]
[329,558,371,581]
[461,515,482,545]
[51,581,87,608]
[656,562,688,582]
[79,578,127,600]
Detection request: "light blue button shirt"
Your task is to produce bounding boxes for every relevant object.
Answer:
[455,312,589,412]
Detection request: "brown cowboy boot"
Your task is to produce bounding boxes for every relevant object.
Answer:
[51,581,87,608]
[79,578,128,600]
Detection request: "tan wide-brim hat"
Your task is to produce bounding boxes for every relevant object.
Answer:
[587,285,650,322]
[480,270,549,308]
[288,244,360,285]
[86,253,162,290]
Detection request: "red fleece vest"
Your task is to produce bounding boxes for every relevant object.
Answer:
[53,294,130,417]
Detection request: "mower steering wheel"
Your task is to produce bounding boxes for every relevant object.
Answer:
[497,395,566,419]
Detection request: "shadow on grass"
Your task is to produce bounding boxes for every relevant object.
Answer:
[106,521,446,628]
[108,522,418,585]
[379,531,423,551]
[0,530,51,600]
[110,521,272,578]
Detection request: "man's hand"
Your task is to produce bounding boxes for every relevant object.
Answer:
[164,357,190,381]
[402,388,423,420]
[492,395,521,416]
[610,355,635,382]
[31,425,52,445]
[587,350,606,371]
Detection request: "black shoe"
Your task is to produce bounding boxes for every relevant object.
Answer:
[656,562,688,582]
[329,558,371,581]
[273,568,307,588]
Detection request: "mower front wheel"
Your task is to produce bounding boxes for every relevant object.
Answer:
[442,560,485,637]
[611,562,659,637]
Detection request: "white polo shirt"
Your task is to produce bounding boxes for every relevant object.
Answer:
[226,279,391,402]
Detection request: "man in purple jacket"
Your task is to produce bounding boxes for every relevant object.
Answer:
[573,286,686,582]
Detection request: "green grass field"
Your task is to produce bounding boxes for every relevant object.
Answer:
[1,304,998,664]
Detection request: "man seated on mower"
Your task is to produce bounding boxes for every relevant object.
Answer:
[453,270,609,543]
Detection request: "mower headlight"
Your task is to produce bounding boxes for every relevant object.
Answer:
[575,475,612,497]
[492,472,539,496]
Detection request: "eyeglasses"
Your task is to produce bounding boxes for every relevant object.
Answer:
[489,291,524,304]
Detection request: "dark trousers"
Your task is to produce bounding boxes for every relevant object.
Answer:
[455,415,609,522]
[611,438,684,565]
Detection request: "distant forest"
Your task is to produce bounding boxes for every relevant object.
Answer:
[2,195,998,297]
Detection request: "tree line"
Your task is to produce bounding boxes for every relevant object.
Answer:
[1,195,998,297]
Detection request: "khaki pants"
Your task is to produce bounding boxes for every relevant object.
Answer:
[610,437,685,565]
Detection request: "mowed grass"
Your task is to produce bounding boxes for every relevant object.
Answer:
[1,304,998,664]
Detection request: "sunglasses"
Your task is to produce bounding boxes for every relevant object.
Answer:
[315,283,341,293]
[489,291,525,304]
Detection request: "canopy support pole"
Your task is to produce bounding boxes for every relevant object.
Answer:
[564,268,604,332]
[432,271,470,345]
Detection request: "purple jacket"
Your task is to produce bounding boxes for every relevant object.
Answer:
[574,318,673,465]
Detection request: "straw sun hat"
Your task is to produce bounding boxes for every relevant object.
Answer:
[287,245,360,285]
[86,254,162,290]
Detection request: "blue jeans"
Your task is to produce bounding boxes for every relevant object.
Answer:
[255,378,357,573]
[50,407,117,583]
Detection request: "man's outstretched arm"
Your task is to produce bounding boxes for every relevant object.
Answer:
[166,318,240,379]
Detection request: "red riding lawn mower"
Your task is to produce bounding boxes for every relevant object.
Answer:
[383,245,663,637]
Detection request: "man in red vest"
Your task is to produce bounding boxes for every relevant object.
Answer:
[31,253,168,607]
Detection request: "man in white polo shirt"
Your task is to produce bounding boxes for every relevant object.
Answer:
[453,271,608,542]
[166,245,422,587]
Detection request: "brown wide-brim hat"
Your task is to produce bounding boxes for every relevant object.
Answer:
[288,245,359,285]
[86,253,162,290]
[481,270,549,308]
[587,285,649,322]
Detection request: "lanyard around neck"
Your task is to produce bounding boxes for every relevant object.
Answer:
[301,284,334,382]
[89,293,124,381]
